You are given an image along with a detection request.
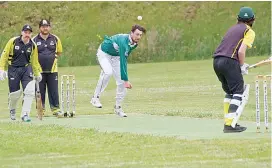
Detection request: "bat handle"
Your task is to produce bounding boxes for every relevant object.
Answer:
[35,80,40,92]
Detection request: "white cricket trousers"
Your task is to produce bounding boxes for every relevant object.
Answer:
[93,46,127,107]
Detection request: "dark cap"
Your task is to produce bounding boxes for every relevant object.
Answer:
[237,7,255,22]
[39,19,50,27]
[22,24,33,32]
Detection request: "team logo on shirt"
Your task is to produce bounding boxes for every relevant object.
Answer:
[15,46,20,50]
[36,42,41,46]
[27,48,31,53]
[50,41,55,45]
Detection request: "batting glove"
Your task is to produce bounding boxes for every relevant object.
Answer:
[35,73,43,82]
[0,70,8,81]
[240,63,249,75]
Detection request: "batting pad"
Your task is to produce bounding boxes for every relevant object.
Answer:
[8,89,23,110]
[21,80,35,117]
[231,84,250,128]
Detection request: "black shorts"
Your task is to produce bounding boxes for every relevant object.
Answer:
[213,56,244,95]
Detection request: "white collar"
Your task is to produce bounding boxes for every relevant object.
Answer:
[129,35,137,45]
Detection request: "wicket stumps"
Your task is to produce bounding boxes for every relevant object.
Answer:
[61,75,76,117]
[255,75,271,133]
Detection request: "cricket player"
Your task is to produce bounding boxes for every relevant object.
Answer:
[91,25,146,117]
[213,7,255,133]
[33,19,63,117]
[0,24,42,122]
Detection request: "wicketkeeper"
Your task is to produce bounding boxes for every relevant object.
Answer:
[0,25,42,122]
[91,25,146,117]
[213,7,256,133]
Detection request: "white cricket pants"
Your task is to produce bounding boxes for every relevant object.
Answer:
[93,46,127,107]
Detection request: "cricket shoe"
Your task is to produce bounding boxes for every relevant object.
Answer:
[52,108,60,116]
[10,109,16,120]
[21,115,31,122]
[91,97,102,108]
[114,106,127,117]
[56,111,65,118]
[223,124,247,133]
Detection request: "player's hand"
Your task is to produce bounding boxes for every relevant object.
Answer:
[240,63,249,75]
[35,73,43,82]
[0,70,8,81]
[124,81,132,89]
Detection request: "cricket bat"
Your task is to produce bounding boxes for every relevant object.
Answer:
[36,80,43,120]
[248,56,272,69]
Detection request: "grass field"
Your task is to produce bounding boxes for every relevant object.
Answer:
[0,57,271,167]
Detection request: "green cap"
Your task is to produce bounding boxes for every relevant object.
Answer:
[238,7,255,21]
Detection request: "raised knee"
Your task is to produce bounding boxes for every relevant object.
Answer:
[229,94,242,112]
[224,94,233,103]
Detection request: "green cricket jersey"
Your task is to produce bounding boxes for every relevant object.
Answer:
[101,34,138,81]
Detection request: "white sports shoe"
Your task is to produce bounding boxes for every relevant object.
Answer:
[90,97,102,108]
[21,114,31,122]
[114,106,127,117]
